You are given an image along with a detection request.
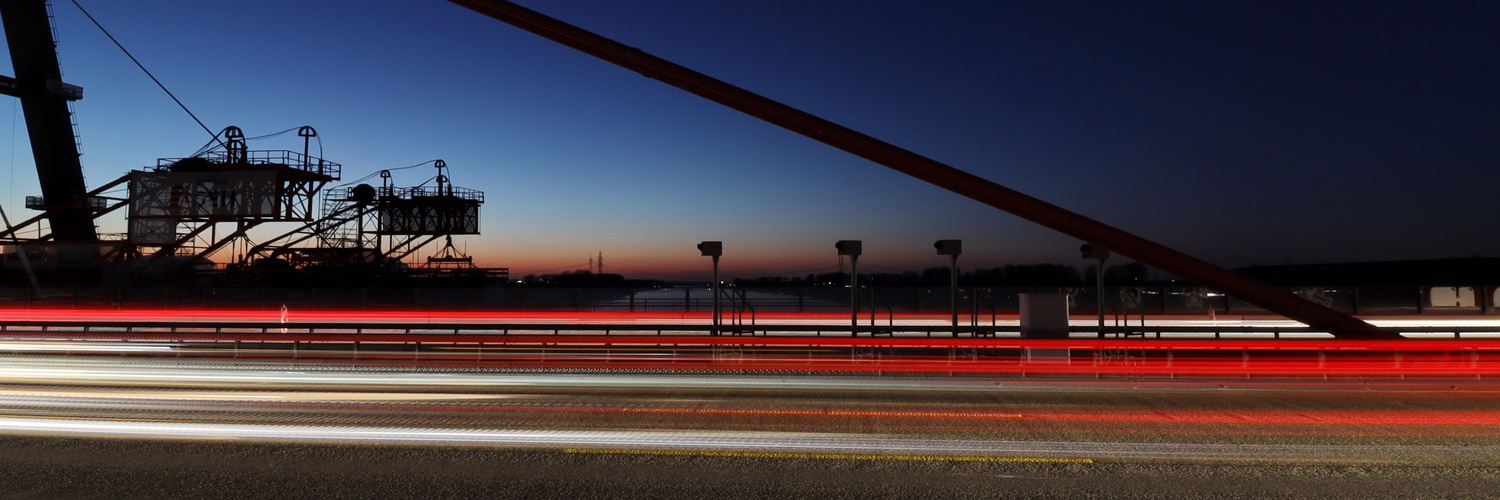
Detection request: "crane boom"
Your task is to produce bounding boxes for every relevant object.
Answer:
[445,0,1395,339]
[0,0,95,242]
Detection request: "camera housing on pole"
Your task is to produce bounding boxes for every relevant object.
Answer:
[935,239,962,335]
[1081,243,1110,337]
[698,241,722,336]
[836,240,862,336]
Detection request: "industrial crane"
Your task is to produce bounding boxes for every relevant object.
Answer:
[0,0,95,242]
[0,1,486,285]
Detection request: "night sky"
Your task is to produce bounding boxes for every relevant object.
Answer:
[1,1,1496,280]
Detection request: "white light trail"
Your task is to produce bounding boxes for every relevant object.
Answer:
[0,416,1491,464]
[0,341,174,353]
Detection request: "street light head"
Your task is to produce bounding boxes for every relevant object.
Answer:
[935,239,961,256]
[697,241,722,257]
[835,240,862,257]
[1081,243,1110,260]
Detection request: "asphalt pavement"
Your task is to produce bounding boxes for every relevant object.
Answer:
[2,354,1500,498]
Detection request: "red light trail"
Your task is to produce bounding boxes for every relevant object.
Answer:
[6,308,1500,379]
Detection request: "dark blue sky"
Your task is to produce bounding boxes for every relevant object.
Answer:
[2,1,1497,279]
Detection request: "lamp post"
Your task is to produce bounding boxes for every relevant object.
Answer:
[935,240,962,336]
[1081,243,1110,338]
[698,241,722,336]
[836,240,862,337]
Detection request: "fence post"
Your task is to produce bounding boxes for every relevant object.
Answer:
[971,287,979,327]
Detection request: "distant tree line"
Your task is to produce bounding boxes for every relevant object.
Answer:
[731,263,1159,287]
[511,263,1162,288]
[517,270,665,288]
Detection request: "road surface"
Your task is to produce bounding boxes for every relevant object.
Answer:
[1,354,1499,497]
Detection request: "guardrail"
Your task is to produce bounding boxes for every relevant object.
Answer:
[1,285,1493,317]
[3,320,1500,339]
[5,321,1500,378]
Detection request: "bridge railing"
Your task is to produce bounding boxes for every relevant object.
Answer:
[0,285,1492,317]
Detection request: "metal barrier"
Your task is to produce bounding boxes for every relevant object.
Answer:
[2,319,1499,339]
[5,321,1500,378]
[0,285,1493,317]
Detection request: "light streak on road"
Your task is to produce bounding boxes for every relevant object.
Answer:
[7,333,1500,378]
[0,341,174,353]
[7,308,1500,330]
[2,354,1493,393]
[4,387,1499,428]
[1,355,1499,468]
[0,416,1494,465]
[562,449,1091,463]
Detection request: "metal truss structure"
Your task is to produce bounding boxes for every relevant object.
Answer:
[120,126,340,261]
[240,160,485,273]
[408,235,510,281]
[0,2,492,285]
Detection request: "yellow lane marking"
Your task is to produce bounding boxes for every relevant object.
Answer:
[564,448,1092,463]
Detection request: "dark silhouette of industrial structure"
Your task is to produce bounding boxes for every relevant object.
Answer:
[0,0,500,286]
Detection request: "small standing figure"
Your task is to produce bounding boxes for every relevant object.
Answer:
[280,304,288,333]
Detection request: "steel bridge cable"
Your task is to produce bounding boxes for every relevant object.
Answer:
[246,127,323,158]
[188,128,227,158]
[246,126,324,159]
[68,0,224,149]
[334,160,436,188]
[191,126,313,158]
[412,175,441,188]
[238,127,297,141]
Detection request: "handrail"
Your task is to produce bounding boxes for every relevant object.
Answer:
[158,150,342,180]
[717,288,757,335]
[977,288,998,335]
[737,288,756,329]
[0,319,1497,344]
